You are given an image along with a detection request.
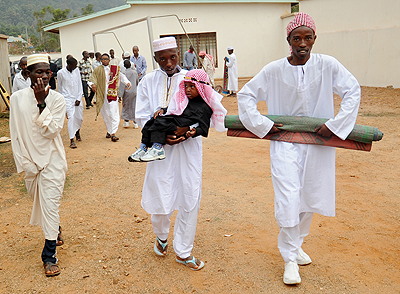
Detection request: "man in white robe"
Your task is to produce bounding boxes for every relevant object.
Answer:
[134,36,205,270]
[57,56,84,148]
[9,54,67,277]
[199,51,215,87]
[89,53,130,142]
[237,13,361,285]
[12,56,31,93]
[225,46,238,97]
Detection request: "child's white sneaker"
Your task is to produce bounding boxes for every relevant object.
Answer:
[140,146,166,162]
[128,148,146,162]
[123,121,129,128]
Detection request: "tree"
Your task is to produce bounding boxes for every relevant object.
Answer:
[81,4,94,16]
[33,5,70,52]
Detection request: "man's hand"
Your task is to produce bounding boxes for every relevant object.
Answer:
[33,78,49,104]
[267,123,283,135]
[174,126,190,137]
[185,128,196,138]
[153,109,165,119]
[166,134,185,145]
[315,124,334,137]
[138,73,142,78]
[126,82,131,90]
[75,100,80,106]
[91,84,97,93]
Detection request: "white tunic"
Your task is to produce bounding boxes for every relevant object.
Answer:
[136,68,203,214]
[57,67,84,139]
[9,87,67,239]
[227,53,238,92]
[237,54,361,227]
[12,71,31,93]
[200,56,215,87]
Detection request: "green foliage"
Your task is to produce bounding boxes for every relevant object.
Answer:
[82,4,95,16]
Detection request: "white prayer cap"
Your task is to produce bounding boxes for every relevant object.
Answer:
[153,37,177,53]
[227,46,234,50]
[27,54,49,67]
[89,50,94,53]
[123,51,130,57]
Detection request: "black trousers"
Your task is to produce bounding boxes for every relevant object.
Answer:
[141,117,180,146]
[82,80,95,107]
[41,239,57,264]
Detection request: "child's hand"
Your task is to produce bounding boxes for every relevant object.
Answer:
[186,128,196,138]
[153,109,164,119]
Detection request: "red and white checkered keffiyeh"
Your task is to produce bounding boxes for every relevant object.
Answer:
[167,69,227,132]
[286,12,316,37]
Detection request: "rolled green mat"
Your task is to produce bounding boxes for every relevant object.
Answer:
[224,115,383,144]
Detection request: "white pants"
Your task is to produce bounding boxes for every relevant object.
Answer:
[151,197,200,259]
[100,99,119,134]
[278,212,313,263]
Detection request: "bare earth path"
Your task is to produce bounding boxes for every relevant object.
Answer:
[0,80,399,293]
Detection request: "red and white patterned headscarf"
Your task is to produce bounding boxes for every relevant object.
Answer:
[286,12,316,37]
[167,69,227,132]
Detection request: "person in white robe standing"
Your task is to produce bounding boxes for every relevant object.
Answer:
[225,46,238,97]
[88,53,131,142]
[199,51,215,87]
[12,56,31,93]
[57,56,84,148]
[134,37,206,270]
[9,54,68,277]
[237,13,361,285]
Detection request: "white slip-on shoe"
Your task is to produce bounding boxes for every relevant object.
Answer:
[133,123,139,129]
[123,121,129,128]
[140,146,166,162]
[283,261,301,285]
[296,248,312,265]
[128,148,146,162]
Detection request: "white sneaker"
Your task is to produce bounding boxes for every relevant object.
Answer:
[128,148,146,162]
[133,123,139,129]
[283,261,301,285]
[296,248,312,265]
[140,146,166,162]
[123,121,129,128]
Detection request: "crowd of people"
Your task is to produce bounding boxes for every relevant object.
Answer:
[8,13,362,286]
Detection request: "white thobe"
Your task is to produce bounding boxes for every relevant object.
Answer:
[227,53,238,92]
[89,65,130,134]
[238,53,361,227]
[57,67,84,139]
[136,67,203,258]
[9,87,67,240]
[12,71,31,93]
[200,56,215,87]
[118,60,135,74]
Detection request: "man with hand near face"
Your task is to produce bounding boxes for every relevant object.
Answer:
[9,54,67,277]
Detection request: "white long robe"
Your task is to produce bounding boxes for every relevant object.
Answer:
[136,67,204,214]
[89,65,130,134]
[237,53,361,227]
[57,67,84,139]
[200,56,215,87]
[227,53,238,92]
[9,87,67,239]
[12,71,31,93]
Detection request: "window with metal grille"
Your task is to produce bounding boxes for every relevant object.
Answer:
[160,32,218,68]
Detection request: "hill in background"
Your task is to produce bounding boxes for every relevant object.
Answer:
[0,0,126,37]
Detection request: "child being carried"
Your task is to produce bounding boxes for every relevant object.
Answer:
[128,69,227,162]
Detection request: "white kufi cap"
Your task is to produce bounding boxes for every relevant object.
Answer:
[27,54,49,67]
[227,46,234,50]
[153,37,177,53]
[123,51,130,57]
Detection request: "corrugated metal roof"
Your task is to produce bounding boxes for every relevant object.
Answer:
[128,0,296,3]
[43,4,132,33]
[7,36,27,43]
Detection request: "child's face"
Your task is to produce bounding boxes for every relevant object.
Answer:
[184,81,199,99]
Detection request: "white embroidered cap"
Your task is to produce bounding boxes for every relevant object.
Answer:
[227,46,234,50]
[123,51,130,57]
[27,54,49,67]
[153,37,177,52]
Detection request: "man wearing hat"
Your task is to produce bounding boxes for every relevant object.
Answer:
[134,36,205,270]
[237,13,361,284]
[119,51,135,74]
[9,54,68,277]
[225,46,238,97]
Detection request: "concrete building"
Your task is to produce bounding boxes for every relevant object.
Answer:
[43,0,399,87]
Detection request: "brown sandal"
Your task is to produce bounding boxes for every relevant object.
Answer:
[44,262,61,277]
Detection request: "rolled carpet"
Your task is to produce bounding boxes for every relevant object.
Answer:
[225,115,383,144]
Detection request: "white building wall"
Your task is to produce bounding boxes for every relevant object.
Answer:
[299,0,400,87]
[58,3,293,80]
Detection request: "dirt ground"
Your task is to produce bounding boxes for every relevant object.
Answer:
[0,78,399,293]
